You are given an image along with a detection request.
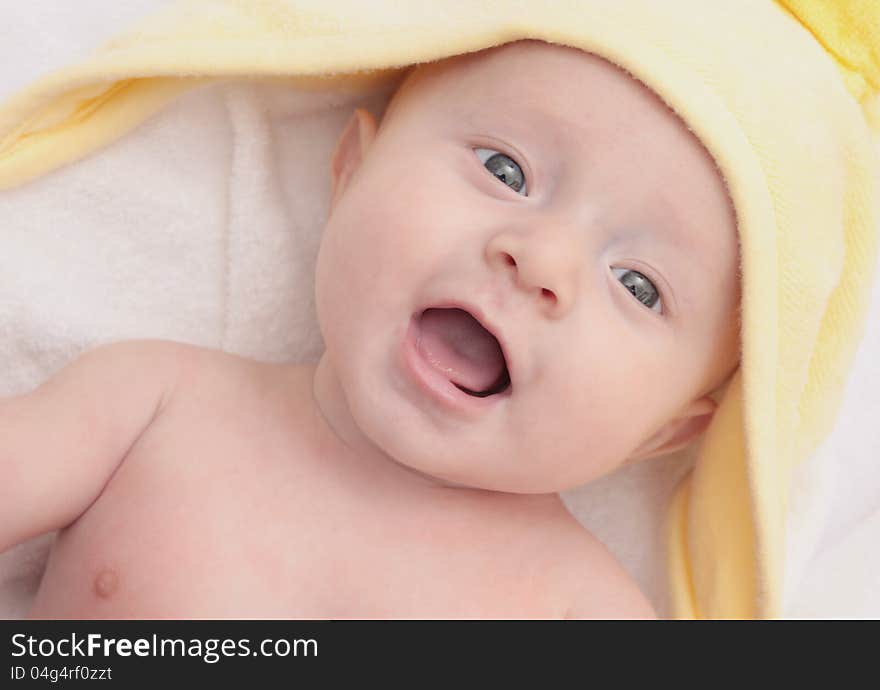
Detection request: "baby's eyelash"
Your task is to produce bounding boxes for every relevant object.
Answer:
[473,147,528,196]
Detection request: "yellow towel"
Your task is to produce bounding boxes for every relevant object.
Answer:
[1,0,878,618]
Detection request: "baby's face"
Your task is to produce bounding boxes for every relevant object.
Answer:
[315,40,740,492]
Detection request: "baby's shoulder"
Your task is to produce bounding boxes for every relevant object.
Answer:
[477,495,656,619]
[123,339,312,439]
[536,508,657,620]
[144,339,306,405]
[100,338,257,390]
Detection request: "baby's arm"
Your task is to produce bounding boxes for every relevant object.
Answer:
[0,340,183,553]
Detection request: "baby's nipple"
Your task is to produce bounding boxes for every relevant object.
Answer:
[93,568,119,599]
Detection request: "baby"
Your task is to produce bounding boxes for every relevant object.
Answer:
[1,39,740,619]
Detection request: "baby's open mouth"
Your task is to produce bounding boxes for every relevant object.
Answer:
[416,308,511,397]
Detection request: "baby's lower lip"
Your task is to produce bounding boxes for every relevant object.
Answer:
[400,315,510,416]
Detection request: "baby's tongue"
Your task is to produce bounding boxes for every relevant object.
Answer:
[417,308,505,393]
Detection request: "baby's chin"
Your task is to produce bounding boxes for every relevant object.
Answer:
[348,397,604,495]
[391,461,477,490]
[382,449,585,495]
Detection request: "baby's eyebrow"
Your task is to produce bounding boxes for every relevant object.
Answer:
[652,192,701,245]
[465,90,589,145]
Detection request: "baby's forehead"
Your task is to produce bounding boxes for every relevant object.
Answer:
[396,41,585,105]
[390,41,715,175]
[388,39,672,139]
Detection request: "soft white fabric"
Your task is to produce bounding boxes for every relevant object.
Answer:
[1,1,878,619]
[781,256,880,618]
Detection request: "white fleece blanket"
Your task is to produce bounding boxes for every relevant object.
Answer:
[1,1,879,619]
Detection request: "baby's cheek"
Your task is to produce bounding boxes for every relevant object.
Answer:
[338,188,426,269]
[539,358,652,455]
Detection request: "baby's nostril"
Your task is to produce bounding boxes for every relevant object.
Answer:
[541,288,556,301]
[505,254,516,267]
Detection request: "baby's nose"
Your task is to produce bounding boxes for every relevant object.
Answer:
[485,223,583,319]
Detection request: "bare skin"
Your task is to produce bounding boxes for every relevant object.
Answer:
[24,343,651,618]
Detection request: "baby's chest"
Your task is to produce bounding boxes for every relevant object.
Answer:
[41,423,560,618]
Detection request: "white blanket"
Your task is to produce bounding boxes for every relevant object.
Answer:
[1,0,878,619]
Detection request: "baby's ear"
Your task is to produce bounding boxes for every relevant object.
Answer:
[329,107,378,208]
[627,396,717,462]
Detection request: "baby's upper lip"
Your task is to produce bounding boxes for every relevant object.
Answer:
[418,299,514,389]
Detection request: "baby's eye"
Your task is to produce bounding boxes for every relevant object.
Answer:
[474,147,527,195]
[611,268,663,314]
